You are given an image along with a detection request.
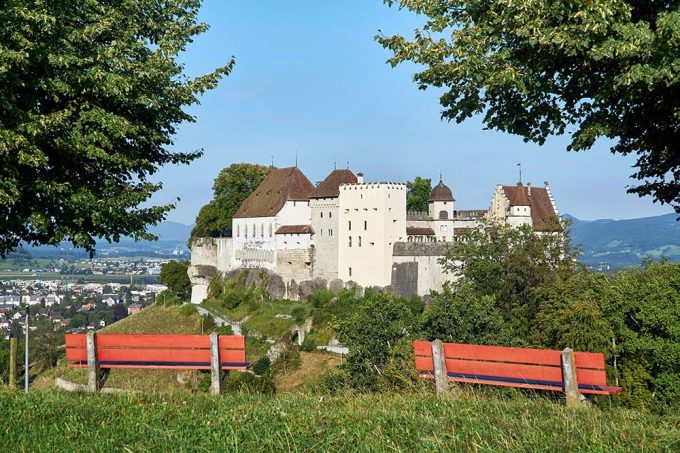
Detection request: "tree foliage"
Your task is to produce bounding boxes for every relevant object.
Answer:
[0,0,233,257]
[159,260,191,301]
[444,219,577,337]
[190,163,272,240]
[379,1,680,214]
[406,176,432,212]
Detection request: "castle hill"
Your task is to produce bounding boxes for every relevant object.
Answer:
[1,1,679,451]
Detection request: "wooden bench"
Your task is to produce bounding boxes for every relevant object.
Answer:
[65,332,251,394]
[413,340,622,406]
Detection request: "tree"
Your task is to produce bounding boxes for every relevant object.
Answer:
[378,1,680,214]
[421,284,514,346]
[0,1,233,257]
[338,292,416,391]
[159,260,191,300]
[190,163,272,240]
[406,177,432,212]
[444,219,577,338]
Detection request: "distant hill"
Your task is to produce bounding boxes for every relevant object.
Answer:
[566,213,680,269]
[9,221,194,259]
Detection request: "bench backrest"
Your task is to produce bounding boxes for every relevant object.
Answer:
[66,334,248,370]
[413,341,607,391]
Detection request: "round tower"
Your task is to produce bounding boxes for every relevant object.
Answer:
[428,179,455,220]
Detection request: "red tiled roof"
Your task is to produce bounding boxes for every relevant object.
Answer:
[276,225,315,235]
[511,182,531,206]
[309,169,357,198]
[407,227,436,236]
[502,184,561,231]
[234,167,314,218]
[428,181,455,202]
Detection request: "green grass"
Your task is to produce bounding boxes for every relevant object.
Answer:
[1,390,678,452]
[102,304,202,335]
[202,299,309,340]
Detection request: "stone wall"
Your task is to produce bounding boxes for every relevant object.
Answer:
[391,242,456,298]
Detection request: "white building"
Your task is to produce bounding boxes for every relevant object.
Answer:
[189,168,561,302]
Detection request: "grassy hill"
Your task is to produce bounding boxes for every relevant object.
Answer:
[33,304,203,392]
[2,390,678,451]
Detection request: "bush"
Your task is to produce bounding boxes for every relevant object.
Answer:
[272,347,301,375]
[252,356,271,376]
[338,292,416,391]
[157,290,182,307]
[309,289,334,309]
[178,303,198,316]
[291,306,307,324]
[300,336,317,352]
[421,284,516,345]
[312,370,350,395]
[225,372,276,396]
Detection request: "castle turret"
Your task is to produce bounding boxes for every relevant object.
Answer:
[428,178,455,220]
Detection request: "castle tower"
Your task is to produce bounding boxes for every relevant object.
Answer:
[428,178,455,220]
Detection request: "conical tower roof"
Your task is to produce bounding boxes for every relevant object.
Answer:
[428,180,455,202]
[511,182,531,206]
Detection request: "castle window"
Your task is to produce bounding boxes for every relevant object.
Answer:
[349,267,352,277]
[329,212,332,218]
[358,236,362,247]
[321,212,324,218]
[348,221,352,231]
[439,210,449,220]
[364,221,367,230]
[349,236,352,247]
[320,230,323,237]
[237,225,240,237]
[260,224,264,237]
[269,224,273,237]
[252,224,256,236]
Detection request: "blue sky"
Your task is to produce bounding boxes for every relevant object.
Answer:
[152,0,674,224]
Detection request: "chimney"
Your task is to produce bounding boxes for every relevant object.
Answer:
[527,182,531,196]
[357,172,365,184]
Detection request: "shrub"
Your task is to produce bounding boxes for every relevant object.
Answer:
[178,303,198,316]
[421,284,516,345]
[300,336,317,352]
[291,306,307,324]
[157,290,182,306]
[225,372,276,396]
[252,356,271,376]
[309,289,334,309]
[272,347,301,375]
[338,292,416,391]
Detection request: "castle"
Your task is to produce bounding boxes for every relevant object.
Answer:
[189,167,560,303]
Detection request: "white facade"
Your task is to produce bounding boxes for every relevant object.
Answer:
[337,183,407,287]
[310,197,340,281]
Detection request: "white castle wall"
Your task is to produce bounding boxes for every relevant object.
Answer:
[338,183,406,287]
[310,197,340,281]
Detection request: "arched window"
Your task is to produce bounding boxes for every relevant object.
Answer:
[439,210,449,220]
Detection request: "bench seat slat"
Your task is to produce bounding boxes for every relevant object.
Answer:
[68,361,252,370]
[443,343,562,366]
[446,358,563,383]
[420,372,623,395]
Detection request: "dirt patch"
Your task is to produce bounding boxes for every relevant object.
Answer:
[274,351,342,394]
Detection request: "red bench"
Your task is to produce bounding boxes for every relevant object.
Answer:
[414,341,622,404]
[65,332,251,394]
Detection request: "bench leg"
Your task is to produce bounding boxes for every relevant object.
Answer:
[210,332,224,395]
[432,339,451,397]
[561,348,582,408]
[86,331,102,393]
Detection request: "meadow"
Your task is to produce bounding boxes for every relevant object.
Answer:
[2,389,679,452]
